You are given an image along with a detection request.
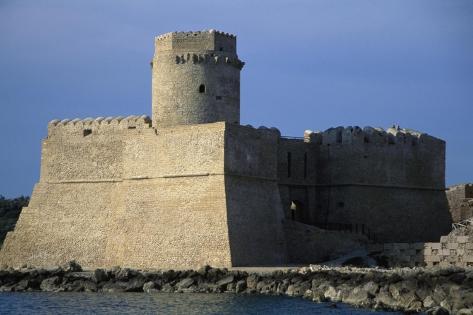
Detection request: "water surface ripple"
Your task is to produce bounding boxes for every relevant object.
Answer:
[0,292,404,314]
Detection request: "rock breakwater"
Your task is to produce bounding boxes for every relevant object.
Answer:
[0,262,472,314]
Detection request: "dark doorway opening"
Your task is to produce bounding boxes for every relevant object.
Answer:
[290,200,304,222]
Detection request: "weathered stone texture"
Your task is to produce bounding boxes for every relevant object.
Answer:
[447,184,473,223]
[0,30,454,269]
[152,30,243,127]
[284,220,368,264]
[278,127,450,243]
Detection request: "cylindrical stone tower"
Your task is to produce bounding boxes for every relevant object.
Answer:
[151,30,244,127]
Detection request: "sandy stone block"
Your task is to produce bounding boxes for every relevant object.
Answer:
[426,243,441,250]
[424,247,432,256]
[464,256,473,263]
[465,243,473,250]
[425,255,440,262]
[440,236,448,243]
[439,261,451,268]
[457,236,469,243]
[457,249,465,255]
[447,243,459,249]
[441,249,450,256]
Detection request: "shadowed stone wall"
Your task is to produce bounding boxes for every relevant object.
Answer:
[278,126,451,243]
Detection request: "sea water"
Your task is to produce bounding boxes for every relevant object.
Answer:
[0,292,404,314]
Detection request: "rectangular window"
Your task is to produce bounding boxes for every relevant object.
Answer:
[287,152,292,178]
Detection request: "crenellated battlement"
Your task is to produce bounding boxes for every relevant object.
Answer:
[171,53,244,69]
[303,125,444,146]
[155,30,236,41]
[154,29,237,54]
[47,115,152,136]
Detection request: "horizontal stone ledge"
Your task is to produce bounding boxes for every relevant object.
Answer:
[43,173,277,184]
[162,173,210,178]
[279,182,445,191]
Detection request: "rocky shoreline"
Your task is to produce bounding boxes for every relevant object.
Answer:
[0,262,472,314]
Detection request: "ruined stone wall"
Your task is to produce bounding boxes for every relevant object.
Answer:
[370,227,473,268]
[446,184,473,223]
[278,126,451,243]
[152,31,244,127]
[368,243,425,267]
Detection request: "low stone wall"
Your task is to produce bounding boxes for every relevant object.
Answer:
[424,231,473,268]
[369,223,473,268]
[368,243,425,267]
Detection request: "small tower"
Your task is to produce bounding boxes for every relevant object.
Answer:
[151,30,245,127]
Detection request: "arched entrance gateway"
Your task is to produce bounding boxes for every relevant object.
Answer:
[290,200,304,222]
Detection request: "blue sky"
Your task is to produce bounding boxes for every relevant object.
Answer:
[0,0,472,197]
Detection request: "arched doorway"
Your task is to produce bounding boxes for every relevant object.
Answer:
[290,200,304,222]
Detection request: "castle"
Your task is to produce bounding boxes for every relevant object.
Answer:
[0,30,452,269]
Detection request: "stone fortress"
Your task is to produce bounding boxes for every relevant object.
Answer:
[0,30,458,270]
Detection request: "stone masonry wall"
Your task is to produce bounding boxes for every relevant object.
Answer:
[369,226,473,268]
[277,126,451,243]
[0,120,233,269]
[447,183,473,223]
[224,124,287,266]
[368,243,425,267]
[424,228,473,268]
[0,120,293,269]
[152,31,243,127]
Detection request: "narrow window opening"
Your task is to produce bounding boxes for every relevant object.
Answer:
[83,129,92,137]
[128,126,136,129]
[219,47,223,51]
[216,96,222,100]
[287,152,292,178]
[199,84,206,93]
[303,152,308,179]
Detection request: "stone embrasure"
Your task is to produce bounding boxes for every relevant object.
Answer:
[0,262,472,314]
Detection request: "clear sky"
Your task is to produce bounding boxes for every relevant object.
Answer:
[0,0,472,197]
